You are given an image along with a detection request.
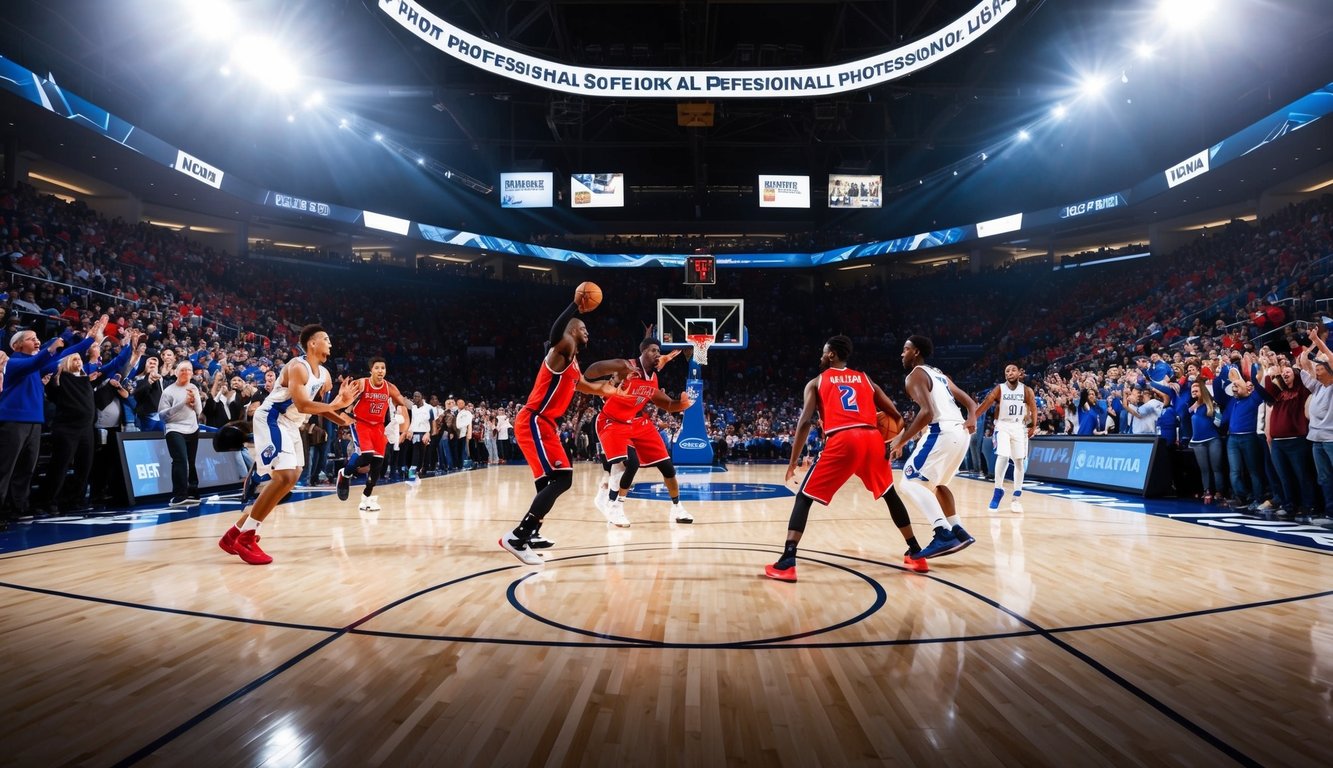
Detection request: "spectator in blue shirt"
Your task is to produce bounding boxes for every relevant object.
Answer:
[0,316,105,524]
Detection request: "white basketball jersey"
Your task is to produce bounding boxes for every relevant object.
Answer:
[259,357,329,427]
[997,382,1028,424]
[917,365,965,426]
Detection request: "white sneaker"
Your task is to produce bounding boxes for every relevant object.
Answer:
[672,502,693,524]
[360,495,381,512]
[594,488,610,518]
[606,499,631,528]
[499,534,544,565]
[1010,499,1023,513]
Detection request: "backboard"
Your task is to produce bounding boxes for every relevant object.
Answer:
[657,299,746,351]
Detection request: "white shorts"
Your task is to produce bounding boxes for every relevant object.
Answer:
[993,421,1029,460]
[252,407,305,475]
[903,424,968,486]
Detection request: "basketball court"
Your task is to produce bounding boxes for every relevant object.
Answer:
[1,464,1329,766]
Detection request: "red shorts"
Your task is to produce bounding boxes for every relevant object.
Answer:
[349,420,387,457]
[798,427,892,505]
[515,409,572,479]
[596,413,670,465]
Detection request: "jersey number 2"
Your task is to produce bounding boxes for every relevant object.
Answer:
[838,385,859,412]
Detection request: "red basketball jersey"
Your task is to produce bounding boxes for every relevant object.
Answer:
[352,379,392,425]
[599,358,657,422]
[818,367,877,435]
[522,357,581,419]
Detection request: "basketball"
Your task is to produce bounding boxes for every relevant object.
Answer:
[877,410,903,443]
[574,281,602,312]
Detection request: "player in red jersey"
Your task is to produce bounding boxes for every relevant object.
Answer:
[335,357,409,510]
[764,335,924,582]
[500,300,622,565]
[586,337,694,527]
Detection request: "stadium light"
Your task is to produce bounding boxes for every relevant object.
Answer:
[1017,129,1031,142]
[190,2,238,41]
[1156,0,1216,29]
[1135,41,1155,59]
[373,132,384,142]
[1079,74,1107,99]
[231,36,300,92]
[1051,104,1067,120]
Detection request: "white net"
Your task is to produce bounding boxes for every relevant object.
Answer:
[687,335,714,365]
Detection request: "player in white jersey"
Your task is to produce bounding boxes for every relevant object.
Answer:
[975,364,1037,512]
[889,335,980,562]
[217,325,360,565]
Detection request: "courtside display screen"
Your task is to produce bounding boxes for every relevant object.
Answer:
[827,174,882,208]
[117,433,246,503]
[758,175,810,208]
[500,172,554,208]
[1026,436,1158,494]
[571,173,624,208]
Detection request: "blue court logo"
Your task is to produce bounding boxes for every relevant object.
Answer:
[678,437,709,451]
[627,481,794,502]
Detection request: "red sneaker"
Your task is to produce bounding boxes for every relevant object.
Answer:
[903,552,929,573]
[233,530,273,565]
[218,526,240,555]
[764,563,797,582]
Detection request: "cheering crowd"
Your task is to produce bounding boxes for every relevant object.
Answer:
[3,179,1333,525]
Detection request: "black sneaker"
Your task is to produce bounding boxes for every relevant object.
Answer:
[336,470,350,501]
[951,525,976,552]
[918,527,964,559]
[528,531,555,549]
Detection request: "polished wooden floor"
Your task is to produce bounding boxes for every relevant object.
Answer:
[1,464,1330,767]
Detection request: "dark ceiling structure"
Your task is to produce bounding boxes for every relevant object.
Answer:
[3,0,1333,242]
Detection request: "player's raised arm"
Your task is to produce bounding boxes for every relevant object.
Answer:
[545,302,580,360]
[289,366,359,416]
[583,357,631,381]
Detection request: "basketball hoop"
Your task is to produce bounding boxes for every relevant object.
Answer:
[687,334,714,365]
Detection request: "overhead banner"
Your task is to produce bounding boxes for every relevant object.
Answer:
[363,210,412,235]
[1059,192,1127,220]
[828,175,882,208]
[975,212,1023,238]
[174,150,224,189]
[378,0,1017,98]
[500,172,554,208]
[759,175,811,208]
[1164,148,1211,189]
[571,174,624,208]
